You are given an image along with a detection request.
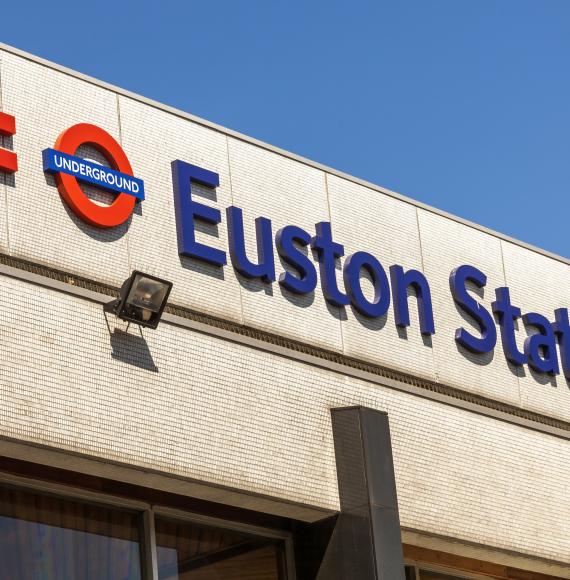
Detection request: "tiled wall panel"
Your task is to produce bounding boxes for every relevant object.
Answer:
[0,275,568,564]
[1,49,570,426]
[119,97,243,323]
[0,51,10,254]
[0,52,130,286]
[501,240,570,423]
[227,137,343,351]
[328,175,435,380]
[417,209,521,407]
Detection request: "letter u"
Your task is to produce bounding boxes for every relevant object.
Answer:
[226,206,275,282]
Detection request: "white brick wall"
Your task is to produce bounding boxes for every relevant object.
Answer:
[227,137,342,351]
[2,49,570,423]
[118,96,243,323]
[0,51,10,255]
[2,48,570,566]
[417,209,521,407]
[0,52,130,287]
[501,240,570,422]
[0,275,568,565]
[328,175,435,380]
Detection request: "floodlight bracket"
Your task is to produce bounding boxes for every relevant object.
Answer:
[103,298,120,315]
[102,271,173,330]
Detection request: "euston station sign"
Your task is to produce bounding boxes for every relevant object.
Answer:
[0,119,568,381]
[171,157,569,379]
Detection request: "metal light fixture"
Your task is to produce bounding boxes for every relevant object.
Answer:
[105,271,173,329]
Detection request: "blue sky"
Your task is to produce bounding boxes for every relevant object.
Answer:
[2,1,570,256]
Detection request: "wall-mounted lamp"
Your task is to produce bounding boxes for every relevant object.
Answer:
[104,271,173,329]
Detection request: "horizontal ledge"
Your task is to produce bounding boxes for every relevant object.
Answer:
[0,253,568,441]
[0,437,336,523]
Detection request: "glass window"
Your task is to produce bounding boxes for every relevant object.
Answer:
[0,486,143,580]
[420,571,475,580]
[155,516,285,580]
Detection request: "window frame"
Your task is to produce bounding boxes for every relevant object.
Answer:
[151,505,296,580]
[0,471,296,580]
[405,561,498,580]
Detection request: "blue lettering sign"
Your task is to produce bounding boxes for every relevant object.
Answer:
[170,161,570,380]
[343,251,391,318]
[227,206,275,282]
[275,225,317,295]
[390,265,435,335]
[171,160,226,266]
[553,308,570,379]
[449,265,497,354]
[492,287,527,366]
[523,312,559,375]
[310,222,349,307]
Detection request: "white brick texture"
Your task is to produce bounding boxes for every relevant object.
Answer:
[227,137,342,351]
[2,49,570,568]
[2,49,570,421]
[0,52,130,287]
[0,275,568,565]
[118,97,243,323]
[328,175,435,380]
[417,209,521,406]
[501,240,570,423]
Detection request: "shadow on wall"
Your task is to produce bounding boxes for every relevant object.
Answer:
[236,271,273,296]
[108,327,158,373]
[278,250,315,308]
[528,361,558,388]
[179,251,226,281]
[452,284,563,388]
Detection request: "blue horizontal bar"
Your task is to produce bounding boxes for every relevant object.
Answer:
[43,148,145,201]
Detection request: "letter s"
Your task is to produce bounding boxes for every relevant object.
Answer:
[276,225,317,295]
[449,265,496,354]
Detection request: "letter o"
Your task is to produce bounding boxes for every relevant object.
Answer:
[343,251,391,318]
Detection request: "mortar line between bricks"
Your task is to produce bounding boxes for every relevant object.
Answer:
[225,135,245,325]
[323,171,346,355]
[415,206,437,383]
[116,93,133,275]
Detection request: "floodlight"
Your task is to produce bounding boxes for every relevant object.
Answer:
[104,271,173,329]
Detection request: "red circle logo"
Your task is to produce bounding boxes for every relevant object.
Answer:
[53,124,136,228]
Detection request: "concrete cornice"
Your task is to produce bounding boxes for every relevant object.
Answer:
[0,252,568,442]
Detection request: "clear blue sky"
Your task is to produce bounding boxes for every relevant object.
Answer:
[2,1,570,256]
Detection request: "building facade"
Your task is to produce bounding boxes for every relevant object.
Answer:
[0,43,569,579]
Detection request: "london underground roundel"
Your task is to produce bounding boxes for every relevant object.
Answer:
[43,124,145,228]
